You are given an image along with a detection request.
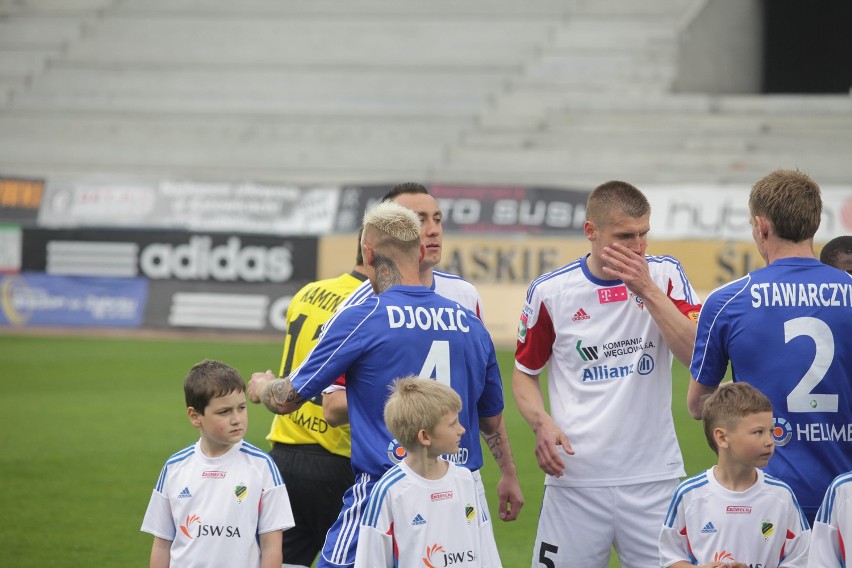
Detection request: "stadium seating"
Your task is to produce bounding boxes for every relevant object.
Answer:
[0,0,850,186]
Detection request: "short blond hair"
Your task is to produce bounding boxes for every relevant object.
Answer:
[361,201,421,258]
[586,180,650,226]
[384,376,462,450]
[749,169,821,242]
[702,382,772,454]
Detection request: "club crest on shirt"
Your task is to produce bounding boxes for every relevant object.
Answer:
[761,519,775,541]
[630,292,645,310]
[234,483,247,504]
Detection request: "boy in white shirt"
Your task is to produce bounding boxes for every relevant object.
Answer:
[141,359,294,568]
[659,382,809,568]
[355,376,501,568]
[809,470,852,567]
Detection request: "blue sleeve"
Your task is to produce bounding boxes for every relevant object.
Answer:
[689,286,732,386]
[476,329,504,418]
[290,302,371,399]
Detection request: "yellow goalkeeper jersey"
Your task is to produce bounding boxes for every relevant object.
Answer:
[267,271,367,457]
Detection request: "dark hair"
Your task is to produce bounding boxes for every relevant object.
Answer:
[184,359,245,414]
[820,235,852,268]
[381,182,429,203]
[355,226,364,266]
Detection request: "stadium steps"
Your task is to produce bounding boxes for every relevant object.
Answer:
[1,0,850,187]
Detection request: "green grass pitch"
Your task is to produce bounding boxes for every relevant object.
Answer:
[0,333,717,567]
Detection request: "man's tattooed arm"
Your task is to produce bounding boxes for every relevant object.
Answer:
[260,376,307,415]
[482,430,504,462]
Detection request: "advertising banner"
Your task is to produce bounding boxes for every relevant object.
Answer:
[0,177,43,225]
[37,178,340,235]
[0,224,21,273]
[22,229,319,284]
[144,279,306,333]
[0,272,148,328]
[644,185,852,242]
[333,183,591,235]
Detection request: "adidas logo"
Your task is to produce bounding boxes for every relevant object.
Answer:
[411,514,426,526]
[701,521,717,534]
[572,308,590,321]
[178,487,192,499]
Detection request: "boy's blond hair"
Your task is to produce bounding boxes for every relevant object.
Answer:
[702,382,772,454]
[384,376,462,450]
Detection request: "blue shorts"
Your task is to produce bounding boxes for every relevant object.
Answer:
[317,473,376,568]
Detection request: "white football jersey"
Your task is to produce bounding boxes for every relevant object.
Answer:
[141,440,295,568]
[339,268,483,319]
[660,467,810,568]
[515,254,700,487]
[809,470,852,568]
[355,461,501,568]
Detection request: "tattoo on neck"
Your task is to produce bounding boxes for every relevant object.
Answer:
[373,255,402,292]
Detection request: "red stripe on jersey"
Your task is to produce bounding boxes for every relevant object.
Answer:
[667,278,702,321]
[516,302,555,371]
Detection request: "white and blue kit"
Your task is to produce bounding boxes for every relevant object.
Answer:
[691,258,852,518]
[290,285,503,568]
[660,467,810,568]
[354,461,501,568]
[140,440,295,568]
[808,470,852,567]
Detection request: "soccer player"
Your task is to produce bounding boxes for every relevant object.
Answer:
[809,470,852,567]
[265,234,367,568]
[248,201,508,568]
[513,180,701,568]
[141,360,294,568]
[819,234,852,272]
[322,182,523,525]
[688,169,852,524]
[660,382,810,568]
[355,377,501,568]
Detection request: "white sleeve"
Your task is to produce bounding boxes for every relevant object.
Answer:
[258,483,295,534]
[140,489,176,541]
[354,525,393,568]
[658,500,690,567]
[778,499,810,568]
[807,520,840,568]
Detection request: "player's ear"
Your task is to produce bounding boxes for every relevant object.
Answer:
[417,428,431,447]
[187,406,203,428]
[583,220,596,241]
[418,243,426,264]
[362,243,374,267]
[713,427,728,450]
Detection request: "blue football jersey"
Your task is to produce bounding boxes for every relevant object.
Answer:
[289,285,503,478]
[691,257,852,514]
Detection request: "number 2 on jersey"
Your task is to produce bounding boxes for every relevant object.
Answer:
[785,316,838,413]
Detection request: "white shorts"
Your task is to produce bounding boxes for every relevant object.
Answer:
[531,479,678,568]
